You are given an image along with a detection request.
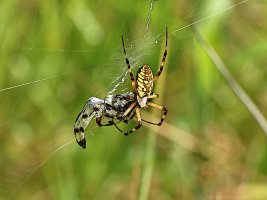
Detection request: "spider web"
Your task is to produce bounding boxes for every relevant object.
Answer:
[0,0,257,198]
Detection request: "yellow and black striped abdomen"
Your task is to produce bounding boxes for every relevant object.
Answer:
[136,65,153,97]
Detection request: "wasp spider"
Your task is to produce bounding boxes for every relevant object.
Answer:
[120,27,168,135]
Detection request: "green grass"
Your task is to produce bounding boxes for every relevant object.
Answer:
[0,0,267,199]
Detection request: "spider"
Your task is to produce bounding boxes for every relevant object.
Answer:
[74,27,168,148]
[74,93,135,148]
[119,27,168,135]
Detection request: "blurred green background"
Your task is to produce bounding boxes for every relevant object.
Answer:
[0,0,267,199]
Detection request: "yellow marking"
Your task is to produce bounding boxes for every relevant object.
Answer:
[137,79,144,83]
[138,90,145,97]
[138,78,144,83]
[138,74,145,79]
[144,77,151,82]
[138,82,145,88]
[144,80,149,84]
[137,76,145,81]
[139,71,145,76]
[136,108,141,123]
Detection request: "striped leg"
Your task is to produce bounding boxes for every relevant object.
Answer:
[142,102,168,126]
[123,101,137,118]
[113,122,123,133]
[153,27,168,82]
[96,117,127,134]
[124,108,142,136]
[122,36,136,94]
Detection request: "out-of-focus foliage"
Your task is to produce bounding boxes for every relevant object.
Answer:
[0,0,267,199]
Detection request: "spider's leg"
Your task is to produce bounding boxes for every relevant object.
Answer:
[153,27,168,82]
[121,107,136,123]
[123,101,137,118]
[128,110,136,121]
[97,116,123,132]
[94,102,116,126]
[124,108,142,136]
[96,110,117,127]
[146,92,159,99]
[142,102,168,126]
[113,122,124,133]
[122,36,136,95]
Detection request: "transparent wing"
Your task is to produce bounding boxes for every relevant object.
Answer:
[74,97,103,149]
